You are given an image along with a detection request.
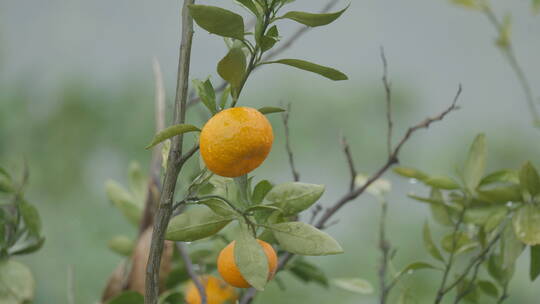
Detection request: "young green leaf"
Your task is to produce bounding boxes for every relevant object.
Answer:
[105,180,142,226]
[10,237,45,256]
[270,222,343,255]
[193,78,217,114]
[165,207,234,242]
[423,222,445,262]
[332,278,374,294]
[408,194,445,206]
[235,0,261,17]
[188,5,245,40]
[463,133,486,192]
[393,167,429,181]
[219,86,231,109]
[451,0,483,10]
[479,169,519,186]
[19,201,41,237]
[279,6,349,27]
[519,161,540,200]
[252,180,273,204]
[512,204,540,245]
[108,235,135,256]
[261,25,279,52]
[441,232,477,254]
[235,226,269,291]
[0,260,35,304]
[258,106,286,115]
[288,258,329,287]
[429,188,453,227]
[145,124,200,149]
[265,182,324,216]
[531,245,540,281]
[158,290,185,304]
[263,59,348,81]
[107,291,144,304]
[198,198,237,217]
[477,280,499,298]
[424,176,460,190]
[502,223,525,271]
[476,185,522,204]
[128,161,147,203]
[217,47,247,91]
[394,262,439,278]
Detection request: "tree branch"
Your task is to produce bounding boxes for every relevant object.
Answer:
[340,136,357,192]
[380,47,393,157]
[145,0,196,303]
[282,103,300,182]
[378,200,390,304]
[176,242,206,304]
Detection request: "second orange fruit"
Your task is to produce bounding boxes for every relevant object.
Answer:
[217,239,278,288]
[199,107,273,177]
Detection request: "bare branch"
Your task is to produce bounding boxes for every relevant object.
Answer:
[176,242,206,304]
[283,103,300,182]
[380,47,393,157]
[341,136,357,191]
[145,0,196,302]
[378,200,391,304]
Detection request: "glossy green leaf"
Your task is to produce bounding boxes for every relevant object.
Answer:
[258,106,286,115]
[107,291,144,304]
[463,133,486,191]
[107,235,135,256]
[332,278,374,294]
[480,170,519,186]
[165,207,234,242]
[393,167,429,181]
[280,6,349,27]
[252,180,273,204]
[531,245,540,281]
[477,280,499,298]
[395,261,439,278]
[512,204,540,245]
[145,124,200,149]
[423,222,444,262]
[270,222,343,255]
[519,161,540,200]
[425,176,460,190]
[265,182,324,216]
[188,5,244,40]
[288,258,328,287]
[235,226,269,291]
[105,180,142,226]
[263,59,347,81]
[0,260,35,304]
[217,47,246,90]
[193,78,217,114]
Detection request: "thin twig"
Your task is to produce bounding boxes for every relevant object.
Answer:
[283,103,300,182]
[145,0,196,303]
[341,136,357,192]
[378,200,390,304]
[176,242,206,304]
[380,47,393,157]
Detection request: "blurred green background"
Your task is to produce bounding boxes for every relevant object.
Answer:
[1,0,539,303]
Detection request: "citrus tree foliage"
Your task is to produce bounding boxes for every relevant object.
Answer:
[393,134,540,302]
[0,165,44,304]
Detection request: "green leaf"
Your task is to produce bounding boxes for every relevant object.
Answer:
[502,223,525,271]
[107,291,144,304]
[464,205,507,226]
[265,182,324,216]
[424,176,460,190]
[10,237,45,256]
[107,235,135,256]
[263,59,347,81]
[429,189,453,227]
[0,260,35,304]
[0,173,13,193]
[252,180,273,204]
[19,201,41,237]
[198,198,236,217]
[128,161,147,203]
[258,106,286,115]
[485,208,508,232]
[441,232,477,254]
[280,6,349,27]
[332,278,374,294]
[105,180,142,226]
[235,0,261,17]
[408,194,445,205]
[534,0,540,14]
[270,222,343,256]
[476,185,522,204]
[393,167,429,181]
[158,290,184,304]
[512,204,540,245]
[519,161,540,200]
[480,170,519,186]
[423,222,445,262]
[165,207,234,242]
[261,25,279,52]
[463,133,486,192]
[188,5,244,40]
[217,47,247,91]
[395,262,439,278]
[219,86,231,109]
[193,78,217,114]
[235,226,269,291]
[496,14,512,48]
[451,0,483,10]
[530,245,540,281]
[288,258,328,287]
[477,280,499,298]
[145,124,200,149]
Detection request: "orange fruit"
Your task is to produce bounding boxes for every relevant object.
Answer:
[217,239,278,288]
[199,107,273,177]
[185,275,237,304]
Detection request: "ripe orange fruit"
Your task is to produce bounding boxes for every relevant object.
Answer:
[217,239,278,288]
[199,107,273,177]
[185,275,237,304]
